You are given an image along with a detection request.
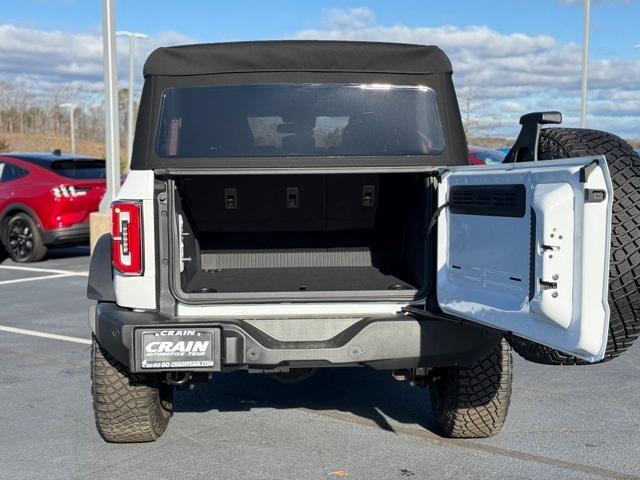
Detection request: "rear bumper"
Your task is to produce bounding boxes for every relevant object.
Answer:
[91,303,502,373]
[41,223,89,246]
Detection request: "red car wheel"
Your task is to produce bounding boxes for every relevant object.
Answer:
[4,213,47,262]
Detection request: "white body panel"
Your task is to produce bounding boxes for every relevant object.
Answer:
[437,156,613,362]
[113,170,157,310]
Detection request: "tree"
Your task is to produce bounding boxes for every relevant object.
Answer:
[458,81,492,141]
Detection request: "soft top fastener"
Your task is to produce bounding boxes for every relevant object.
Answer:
[503,111,563,164]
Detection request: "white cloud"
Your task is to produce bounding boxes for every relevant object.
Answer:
[293,14,640,138]
[324,7,375,30]
[0,24,195,99]
[0,13,638,139]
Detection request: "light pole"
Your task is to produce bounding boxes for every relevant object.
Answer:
[59,103,76,154]
[100,0,121,213]
[116,31,148,169]
[580,0,591,128]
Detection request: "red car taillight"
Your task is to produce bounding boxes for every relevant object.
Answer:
[51,184,92,198]
[112,201,143,275]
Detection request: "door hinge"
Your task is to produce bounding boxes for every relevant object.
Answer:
[539,280,558,290]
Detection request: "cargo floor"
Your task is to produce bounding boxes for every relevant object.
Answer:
[183,267,418,293]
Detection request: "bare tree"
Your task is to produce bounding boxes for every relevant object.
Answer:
[457,77,492,141]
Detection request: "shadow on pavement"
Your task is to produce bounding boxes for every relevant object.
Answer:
[0,245,90,264]
[174,367,440,435]
[45,245,90,259]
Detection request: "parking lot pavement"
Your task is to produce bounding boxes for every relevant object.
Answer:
[1,248,639,480]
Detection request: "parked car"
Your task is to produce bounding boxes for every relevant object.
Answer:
[87,41,640,443]
[0,152,105,262]
[468,145,506,165]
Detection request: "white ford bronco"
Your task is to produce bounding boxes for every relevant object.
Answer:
[87,40,640,442]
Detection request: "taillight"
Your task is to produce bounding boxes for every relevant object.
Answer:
[112,201,143,275]
[52,184,91,198]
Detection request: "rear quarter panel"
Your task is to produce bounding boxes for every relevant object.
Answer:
[0,161,51,229]
[113,170,157,310]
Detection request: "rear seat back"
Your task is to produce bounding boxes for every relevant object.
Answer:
[181,175,325,232]
[326,174,379,230]
[179,174,410,234]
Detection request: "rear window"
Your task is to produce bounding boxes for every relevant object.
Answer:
[50,159,106,179]
[155,83,445,158]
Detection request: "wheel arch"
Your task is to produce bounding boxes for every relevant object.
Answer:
[0,203,45,229]
[0,203,45,247]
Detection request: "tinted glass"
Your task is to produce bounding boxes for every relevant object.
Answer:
[155,83,445,158]
[49,159,106,179]
[0,163,29,182]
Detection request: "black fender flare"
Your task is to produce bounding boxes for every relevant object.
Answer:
[87,233,115,302]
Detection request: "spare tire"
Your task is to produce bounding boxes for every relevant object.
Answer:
[507,128,640,364]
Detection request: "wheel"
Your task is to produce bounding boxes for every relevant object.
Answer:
[91,336,173,443]
[430,338,512,438]
[507,128,640,365]
[3,212,47,262]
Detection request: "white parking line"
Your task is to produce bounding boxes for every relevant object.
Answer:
[0,273,77,286]
[0,324,91,345]
[0,265,89,276]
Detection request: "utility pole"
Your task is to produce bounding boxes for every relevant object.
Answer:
[580,0,591,128]
[116,31,148,169]
[99,0,121,213]
[60,103,76,153]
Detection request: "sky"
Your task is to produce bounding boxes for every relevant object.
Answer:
[1,0,639,138]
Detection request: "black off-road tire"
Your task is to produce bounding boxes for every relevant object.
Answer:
[3,212,47,263]
[430,338,512,438]
[507,128,640,365]
[91,336,173,443]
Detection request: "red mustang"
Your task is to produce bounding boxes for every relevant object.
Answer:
[0,152,105,262]
[468,145,506,165]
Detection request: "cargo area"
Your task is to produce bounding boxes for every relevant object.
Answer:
[171,173,430,297]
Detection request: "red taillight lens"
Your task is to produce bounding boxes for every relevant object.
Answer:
[52,184,92,198]
[112,201,143,275]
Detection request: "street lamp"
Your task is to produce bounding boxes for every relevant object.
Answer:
[116,30,148,169]
[580,0,591,128]
[59,103,76,154]
[99,0,121,213]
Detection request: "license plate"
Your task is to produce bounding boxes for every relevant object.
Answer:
[140,329,215,369]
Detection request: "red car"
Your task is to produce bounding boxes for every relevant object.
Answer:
[468,145,506,165]
[0,152,105,262]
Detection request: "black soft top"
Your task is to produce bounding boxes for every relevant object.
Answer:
[133,40,467,170]
[144,40,452,77]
